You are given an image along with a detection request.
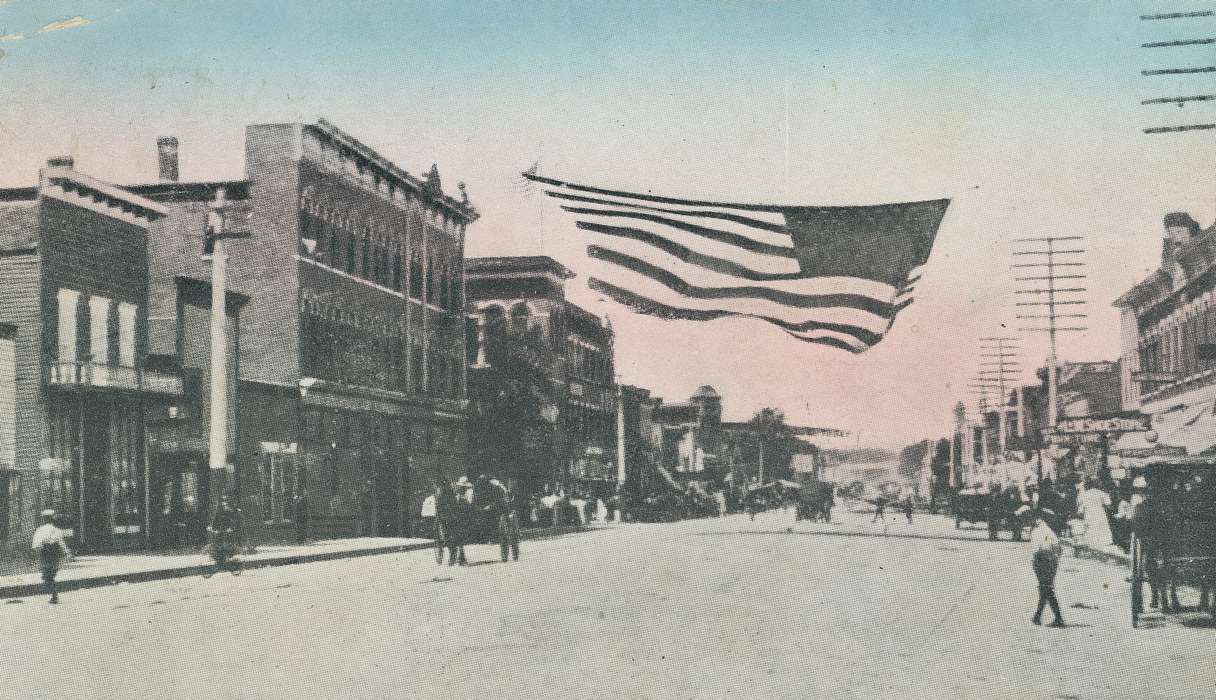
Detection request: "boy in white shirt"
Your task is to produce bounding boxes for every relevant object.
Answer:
[31,509,71,604]
[1029,510,1065,627]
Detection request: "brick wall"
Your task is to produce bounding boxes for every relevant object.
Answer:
[242,124,304,386]
[0,248,42,563]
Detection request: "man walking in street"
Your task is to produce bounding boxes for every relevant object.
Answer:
[903,498,914,525]
[1029,509,1065,627]
[31,509,71,604]
[872,497,886,524]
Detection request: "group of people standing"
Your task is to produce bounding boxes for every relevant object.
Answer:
[420,474,521,567]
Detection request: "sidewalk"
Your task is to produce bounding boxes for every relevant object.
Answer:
[0,522,599,599]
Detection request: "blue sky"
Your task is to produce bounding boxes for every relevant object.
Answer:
[3,1,1214,445]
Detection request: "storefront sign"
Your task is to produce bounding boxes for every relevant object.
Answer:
[1051,414,1151,435]
[1045,432,1105,447]
[1131,371,1179,384]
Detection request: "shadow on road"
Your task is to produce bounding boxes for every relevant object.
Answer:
[693,528,1027,546]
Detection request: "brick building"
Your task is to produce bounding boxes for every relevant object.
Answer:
[127,120,479,542]
[0,160,184,565]
[1113,211,1216,458]
[466,256,616,498]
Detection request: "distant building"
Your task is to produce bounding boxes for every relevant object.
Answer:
[465,256,616,498]
[1114,211,1216,457]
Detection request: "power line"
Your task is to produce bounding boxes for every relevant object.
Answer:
[1141,10,1213,20]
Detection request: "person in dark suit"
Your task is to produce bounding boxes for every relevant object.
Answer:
[292,487,310,545]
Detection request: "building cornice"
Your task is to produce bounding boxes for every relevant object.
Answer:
[307,119,479,224]
[41,167,167,225]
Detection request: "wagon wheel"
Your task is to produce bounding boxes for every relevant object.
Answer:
[1130,532,1142,629]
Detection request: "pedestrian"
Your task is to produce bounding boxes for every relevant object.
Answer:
[495,479,520,563]
[31,509,71,604]
[872,497,886,524]
[1029,510,1065,627]
[904,498,914,525]
[292,486,310,545]
[433,480,459,566]
[206,494,244,576]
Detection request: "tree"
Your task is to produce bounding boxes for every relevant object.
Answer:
[740,408,796,483]
[467,309,556,492]
[898,439,932,480]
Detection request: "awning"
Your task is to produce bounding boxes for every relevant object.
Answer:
[1113,401,1216,458]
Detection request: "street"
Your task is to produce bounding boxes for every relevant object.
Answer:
[1,511,1210,700]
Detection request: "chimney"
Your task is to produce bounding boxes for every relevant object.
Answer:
[157,136,179,182]
[46,155,74,169]
[1163,211,1201,265]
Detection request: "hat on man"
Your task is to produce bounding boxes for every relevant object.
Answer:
[455,476,472,488]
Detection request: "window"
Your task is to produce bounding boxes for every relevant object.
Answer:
[410,345,424,393]
[259,452,297,523]
[56,288,80,362]
[409,250,424,300]
[0,471,21,542]
[89,296,111,364]
[0,332,14,471]
[110,405,142,528]
[118,303,137,367]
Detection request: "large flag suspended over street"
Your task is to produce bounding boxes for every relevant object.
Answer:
[523,172,950,353]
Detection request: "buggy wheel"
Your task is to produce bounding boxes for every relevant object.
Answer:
[1130,533,1142,628]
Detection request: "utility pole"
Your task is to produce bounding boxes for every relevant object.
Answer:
[1140,10,1216,134]
[1013,236,1088,431]
[978,336,1022,460]
[204,188,251,507]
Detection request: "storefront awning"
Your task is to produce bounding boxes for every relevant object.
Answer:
[1114,401,1216,458]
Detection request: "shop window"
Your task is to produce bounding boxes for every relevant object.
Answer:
[0,332,14,470]
[110,406,142,528]
[0,471,17,541]
[259,452,298,523]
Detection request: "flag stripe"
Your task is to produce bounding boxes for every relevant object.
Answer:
[587,232,900,300]
[544,189,792,241]
[560,204,796,258]
[782,329,871,353]
[526,172,787,213]
[587,243,900,319]
[577,221,804,280]
[589,277,881,348]
[590,264,890,339]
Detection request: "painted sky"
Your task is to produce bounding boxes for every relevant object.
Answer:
[2,1,1214,446]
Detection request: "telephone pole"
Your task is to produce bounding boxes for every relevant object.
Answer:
[978,337,1022,459]
[1013,236,1088,431]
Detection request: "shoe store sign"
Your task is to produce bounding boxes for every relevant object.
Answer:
[1049,413,1151,435]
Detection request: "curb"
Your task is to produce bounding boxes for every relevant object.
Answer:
[1067,542,1131,567]
[0,524,593,600]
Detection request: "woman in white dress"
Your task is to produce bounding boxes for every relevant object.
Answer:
[1077,479,1113,550]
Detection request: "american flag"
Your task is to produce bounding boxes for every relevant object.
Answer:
[523,173,950,353]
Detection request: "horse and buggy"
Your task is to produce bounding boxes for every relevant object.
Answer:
[1128,456,1216,628]
[953,487,1034,541]
[795,481,835,523]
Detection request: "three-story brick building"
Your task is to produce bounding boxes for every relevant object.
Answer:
[129,121,479,542]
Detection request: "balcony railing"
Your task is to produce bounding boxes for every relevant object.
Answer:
[47,361,184,396]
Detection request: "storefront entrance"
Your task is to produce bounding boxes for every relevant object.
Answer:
[151,451,208,550]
